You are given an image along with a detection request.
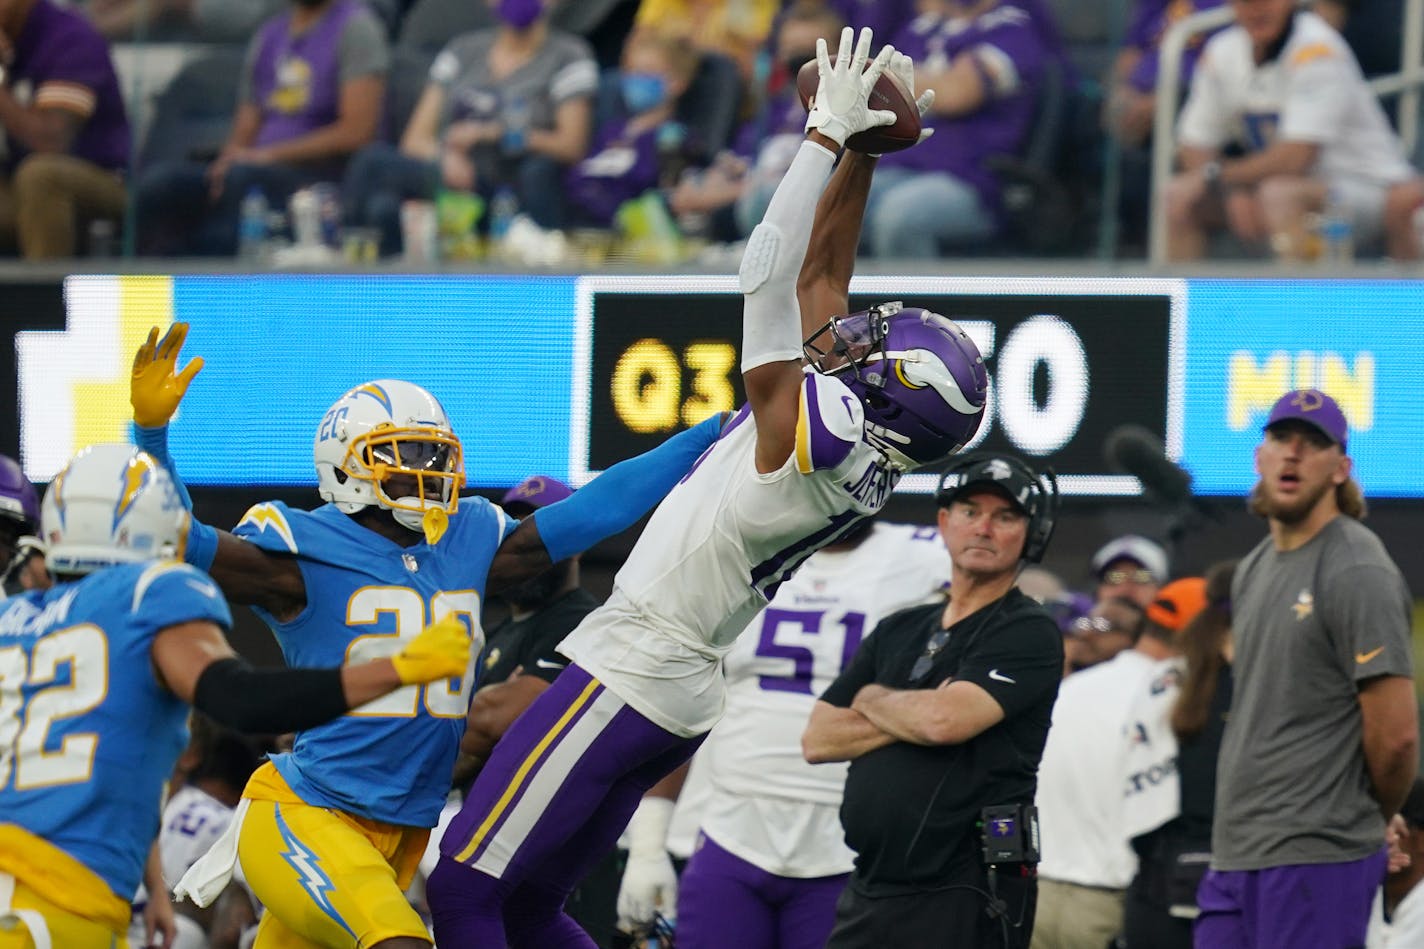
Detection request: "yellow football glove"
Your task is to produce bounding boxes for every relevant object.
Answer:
[132,322,204,428]
[391,614,472,685]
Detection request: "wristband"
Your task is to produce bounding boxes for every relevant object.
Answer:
[1201,159,1223,191]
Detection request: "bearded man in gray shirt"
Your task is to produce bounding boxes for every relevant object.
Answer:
[1197,388,1418,949]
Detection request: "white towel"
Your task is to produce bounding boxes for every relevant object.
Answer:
[0,871,52,949]
[173,799,251,908]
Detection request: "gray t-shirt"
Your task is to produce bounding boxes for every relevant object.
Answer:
[1213,515,1413,871]
[427,28,597,138]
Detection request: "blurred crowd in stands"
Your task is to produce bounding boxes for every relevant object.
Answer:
[8,0,1424,262]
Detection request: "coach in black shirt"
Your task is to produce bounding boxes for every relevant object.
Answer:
[803,453,1064,948]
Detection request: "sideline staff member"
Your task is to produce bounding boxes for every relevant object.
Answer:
[803,453,1064,947]
[1199,389,1417,947]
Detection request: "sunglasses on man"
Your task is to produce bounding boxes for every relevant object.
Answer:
[1101,568,1155,586]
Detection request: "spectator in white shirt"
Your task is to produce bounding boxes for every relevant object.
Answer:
[1031,578,1206,949]
[1164,0,1421,261]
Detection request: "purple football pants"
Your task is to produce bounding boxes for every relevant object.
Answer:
[1194,848,1387,949]
[427,664,701,948]
[677,833,849,949]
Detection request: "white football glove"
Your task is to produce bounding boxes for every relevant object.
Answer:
[616,797,678,933]
[804,26,897,148]
[865,50,937,159]
[888,50,936,141]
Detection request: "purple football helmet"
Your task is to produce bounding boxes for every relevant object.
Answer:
[0,453,39,533]
[0,454,40,580]
[805,302,988,471]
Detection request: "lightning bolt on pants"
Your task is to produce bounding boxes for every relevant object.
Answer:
[234,767,432,948]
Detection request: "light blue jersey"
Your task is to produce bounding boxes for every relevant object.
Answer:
[0,561,232,899]
[233,499,515,827]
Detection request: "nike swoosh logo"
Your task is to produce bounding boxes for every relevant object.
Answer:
[1356,647,1385,665]
[535,658,566,671]
[185,579,219,599]
[988,669,1015,684]
[841,395,856,422]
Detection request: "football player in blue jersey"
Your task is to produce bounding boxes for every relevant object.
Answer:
[127,324,724,948]
[423,30,988,948]
[0,444,473,949]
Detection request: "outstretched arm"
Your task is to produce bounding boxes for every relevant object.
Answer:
[741,27,895,474]
[132,323,203,510]
[796,149,878,346]
[154,614,472,734]
[487,410,727,593]
[799,52,933,347]
[131,323,306,618]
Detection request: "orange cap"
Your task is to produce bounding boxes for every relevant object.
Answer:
[1145,576,1209,632]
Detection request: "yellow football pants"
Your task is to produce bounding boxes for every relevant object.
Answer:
[238,766,431,948]
[0,872,126,949]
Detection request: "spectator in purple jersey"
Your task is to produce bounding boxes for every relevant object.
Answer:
[669,2,844,237]
[341,0,597,255]
[863,0,1050,258]
[134,0,388,256]
[564,32,700,229]
[0,0,128,258]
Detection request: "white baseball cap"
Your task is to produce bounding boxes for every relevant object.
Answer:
[1091,535,1168,584]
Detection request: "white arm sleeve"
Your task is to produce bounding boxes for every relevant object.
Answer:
[738,139,837,373]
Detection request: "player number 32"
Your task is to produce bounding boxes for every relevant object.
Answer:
[0,625,108,791]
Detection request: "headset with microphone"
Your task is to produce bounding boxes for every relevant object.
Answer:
[934,452,1061,563]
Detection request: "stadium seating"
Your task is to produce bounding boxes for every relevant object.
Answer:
[383,45,437,144]
[1045,0,1123,91]
[136,45,246,170]
[396,0,494,51]
[990,55,1079,255]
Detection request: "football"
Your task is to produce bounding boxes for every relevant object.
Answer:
[796,56,923,155]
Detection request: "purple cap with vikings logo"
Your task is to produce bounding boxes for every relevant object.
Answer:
[501,475,573,515]
[1265,389,1349,451]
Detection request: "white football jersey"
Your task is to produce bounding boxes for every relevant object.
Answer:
[670,522,952,876]
[130,784,234,907]
[1178,12,1413,185]
[560,372,897,737]
[158,785,235,886]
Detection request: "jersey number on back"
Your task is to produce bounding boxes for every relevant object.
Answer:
[0,625,108,791]
[345,587,479,718]
[754,608,866,695]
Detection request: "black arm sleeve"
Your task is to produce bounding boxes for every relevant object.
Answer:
[192,658,350,734]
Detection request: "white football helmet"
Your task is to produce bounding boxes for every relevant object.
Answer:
[312,380,465,533]
[41,444,190,575]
